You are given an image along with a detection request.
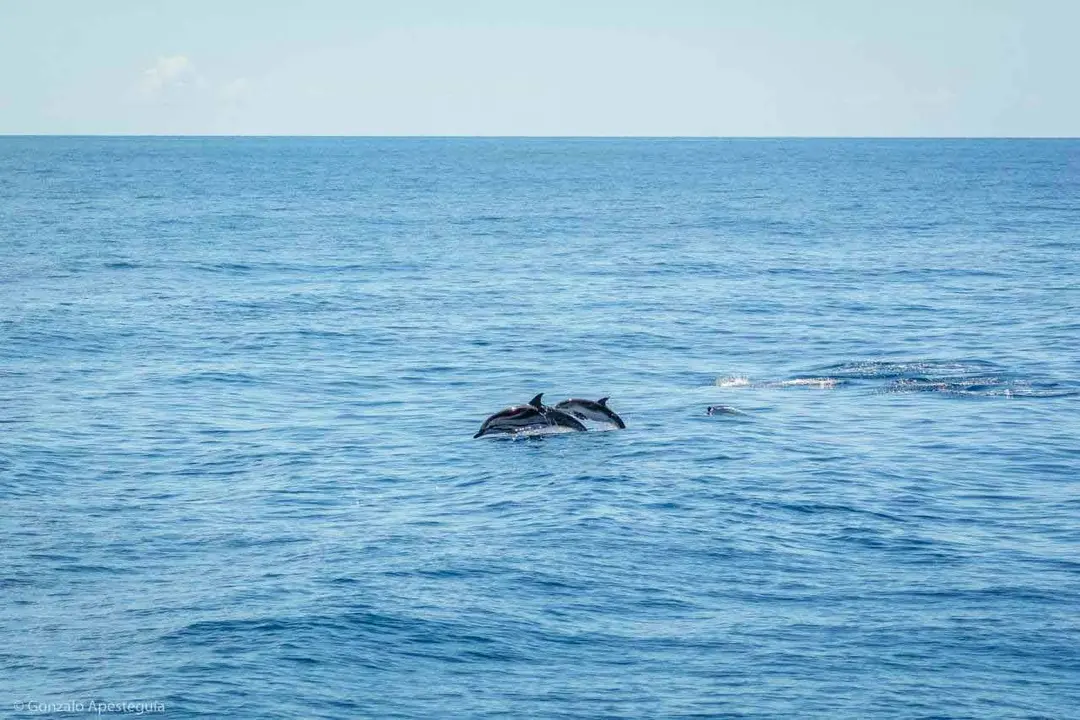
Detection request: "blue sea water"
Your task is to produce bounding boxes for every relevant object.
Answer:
[1,137,1078,718]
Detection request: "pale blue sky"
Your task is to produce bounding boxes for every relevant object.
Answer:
[1,0,1077,135]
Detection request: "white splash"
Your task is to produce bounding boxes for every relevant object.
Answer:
[774,378,840,389]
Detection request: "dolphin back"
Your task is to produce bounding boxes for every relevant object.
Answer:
[474,404,547,438]
[474,397,589,438]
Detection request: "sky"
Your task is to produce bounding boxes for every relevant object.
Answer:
[1,0,1077,136]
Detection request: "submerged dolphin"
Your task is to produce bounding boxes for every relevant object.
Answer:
[473,393,587,438]
[553,397,626,429]
[706,405,745,416]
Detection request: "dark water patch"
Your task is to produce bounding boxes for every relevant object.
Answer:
[150,216,193,227]
[213,212,263,229]
[169,370,266,386]
[53,564,135,575]
[190,262,255,274]
[220,535,310,550]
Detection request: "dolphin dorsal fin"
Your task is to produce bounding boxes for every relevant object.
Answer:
[529,393,544,409]
[598,397,609,406]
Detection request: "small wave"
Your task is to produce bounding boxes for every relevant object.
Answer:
[191,262,255,274]
[170,370,263,386]
[715,376,751,388]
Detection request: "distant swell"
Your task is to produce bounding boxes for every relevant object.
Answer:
[811,359,1005,380]
[715,359,1079,399]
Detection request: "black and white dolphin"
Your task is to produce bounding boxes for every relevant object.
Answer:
[473,394,587,438]
[553,397,626,429]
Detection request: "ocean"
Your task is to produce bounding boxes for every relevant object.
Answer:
[2,137,1078,718]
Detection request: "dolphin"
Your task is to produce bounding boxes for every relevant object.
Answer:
[706,405,745,416]
[473,393,587,438]
[553,397,626,429]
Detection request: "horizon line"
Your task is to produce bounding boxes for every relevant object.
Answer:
[1,134,1078,140]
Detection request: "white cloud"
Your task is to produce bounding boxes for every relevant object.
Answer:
[140,55,198,95]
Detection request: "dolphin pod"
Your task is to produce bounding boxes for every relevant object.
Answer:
[473,394,625,438]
